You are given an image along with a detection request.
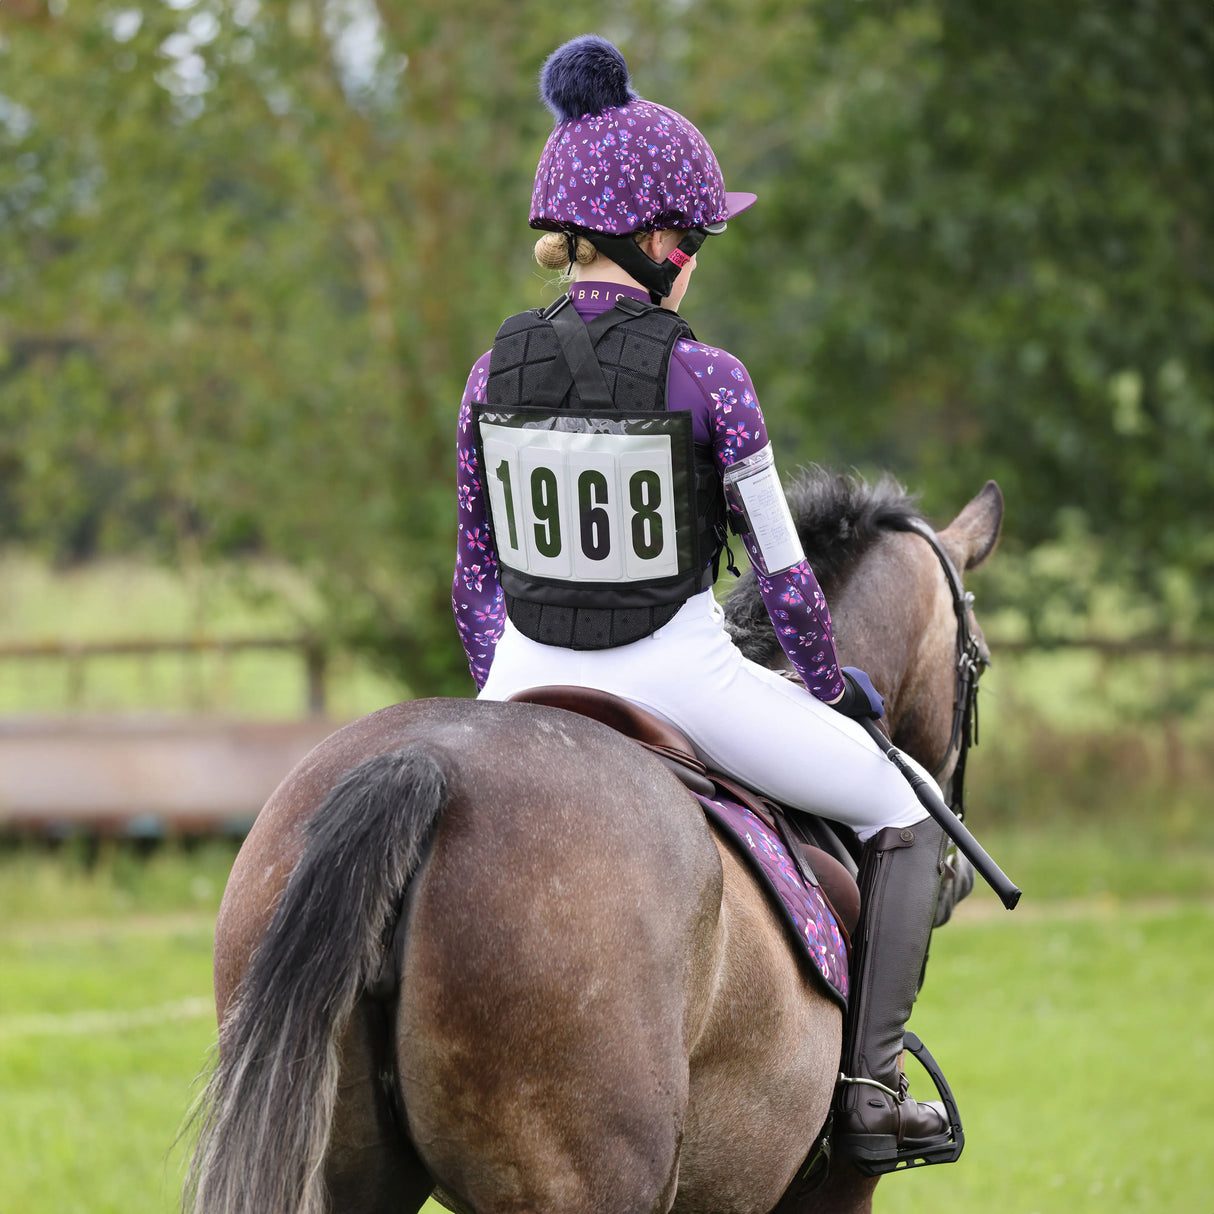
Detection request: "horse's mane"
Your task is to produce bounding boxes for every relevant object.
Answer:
[723,467,924,665]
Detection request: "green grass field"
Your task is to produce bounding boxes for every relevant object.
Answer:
[2,554,1211,1211]
[0,847,228,1214]
[1,841,1210,1214]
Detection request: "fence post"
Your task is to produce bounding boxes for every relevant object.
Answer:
[304,640,327,717]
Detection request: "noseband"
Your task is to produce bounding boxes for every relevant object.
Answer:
[889,516,988,817]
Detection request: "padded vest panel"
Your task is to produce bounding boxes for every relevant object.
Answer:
[482,299,725,649]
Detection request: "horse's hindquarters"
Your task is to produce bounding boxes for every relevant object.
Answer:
[395,704,724,1214]
[205,697,845,1214]
[324,994,435,1212]
[674,839,843,1214]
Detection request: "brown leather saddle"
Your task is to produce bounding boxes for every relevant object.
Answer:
[507,685,860,939]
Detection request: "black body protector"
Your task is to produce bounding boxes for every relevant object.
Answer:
[476,294,727,649]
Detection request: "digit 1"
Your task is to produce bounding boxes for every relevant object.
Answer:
[494,460,519,549]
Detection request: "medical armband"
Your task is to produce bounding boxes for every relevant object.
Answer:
[722,444,805,575]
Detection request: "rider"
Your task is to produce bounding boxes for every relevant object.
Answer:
[452,34,956,1173]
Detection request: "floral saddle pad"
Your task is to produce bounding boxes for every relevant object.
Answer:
[696,793,850,1009]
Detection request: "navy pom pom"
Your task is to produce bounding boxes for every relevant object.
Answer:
[540,35,637,122]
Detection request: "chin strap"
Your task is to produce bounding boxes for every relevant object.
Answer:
[582,226,714,303]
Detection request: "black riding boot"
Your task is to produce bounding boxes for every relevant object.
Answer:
[834,818,958,1174]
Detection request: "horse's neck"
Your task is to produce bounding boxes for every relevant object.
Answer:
[831,533,954,769]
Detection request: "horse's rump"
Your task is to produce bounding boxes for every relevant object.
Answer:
[393,700,730,1210]
[198,695,842,1214]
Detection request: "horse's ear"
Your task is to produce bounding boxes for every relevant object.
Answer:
[939,480,1003,571]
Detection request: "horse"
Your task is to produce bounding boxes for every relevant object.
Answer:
[186,469,1003,1214]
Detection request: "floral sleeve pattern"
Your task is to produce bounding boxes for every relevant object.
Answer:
[452,352,505,689]
[672,340,846,702]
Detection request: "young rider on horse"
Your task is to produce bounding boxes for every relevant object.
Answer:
[452,35,955,1173]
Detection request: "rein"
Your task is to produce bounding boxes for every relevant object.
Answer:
[889,516,987,818]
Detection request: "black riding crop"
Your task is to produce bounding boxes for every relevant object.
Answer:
[861,718,1022,910]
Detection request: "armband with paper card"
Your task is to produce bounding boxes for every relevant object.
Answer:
[722,444,805,576]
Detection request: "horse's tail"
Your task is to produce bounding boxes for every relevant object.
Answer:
[185,746,447,1214]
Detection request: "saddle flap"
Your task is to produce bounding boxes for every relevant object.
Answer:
[506,684,859,940]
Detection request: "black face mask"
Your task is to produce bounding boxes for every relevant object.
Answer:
[581,224,720,303]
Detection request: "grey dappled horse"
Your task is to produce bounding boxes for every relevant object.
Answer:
[187,471,1003,1214]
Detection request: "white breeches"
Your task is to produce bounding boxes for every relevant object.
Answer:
[479,589,933,841]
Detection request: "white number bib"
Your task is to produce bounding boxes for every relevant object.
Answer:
[479,416,685,584]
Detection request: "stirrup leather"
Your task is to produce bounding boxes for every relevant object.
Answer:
[836,1032,964,1175]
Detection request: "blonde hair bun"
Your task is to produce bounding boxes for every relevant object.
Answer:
[534,230,598,270]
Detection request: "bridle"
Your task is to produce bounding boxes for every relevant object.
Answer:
[889,516,988,818]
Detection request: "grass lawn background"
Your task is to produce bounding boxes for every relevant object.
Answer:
[2,554,1210,1212]
[1,842,1209,1214]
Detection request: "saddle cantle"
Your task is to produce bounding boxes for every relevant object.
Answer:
[506,685,858,1006]
[508,684,715,793]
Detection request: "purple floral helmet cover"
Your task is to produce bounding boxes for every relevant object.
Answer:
[529,36,756,235]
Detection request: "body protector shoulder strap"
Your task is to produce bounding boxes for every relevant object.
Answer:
[477,294,726,649]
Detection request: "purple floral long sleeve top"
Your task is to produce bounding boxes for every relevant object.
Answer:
[452,282,846,701]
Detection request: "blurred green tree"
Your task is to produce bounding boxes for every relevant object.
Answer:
[1,0,559,692]
[686,0,1213,636]
[1,0,1210,699]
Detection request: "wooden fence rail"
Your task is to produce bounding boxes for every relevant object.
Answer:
[2,635,1211,666]
[989,639,1214,657]
[0,635,332,716]
[0,634,1209,839]
[0,633,1210,711]
[0,637,336,837]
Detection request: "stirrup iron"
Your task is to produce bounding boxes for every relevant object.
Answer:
[839,1033,965,1176]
